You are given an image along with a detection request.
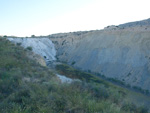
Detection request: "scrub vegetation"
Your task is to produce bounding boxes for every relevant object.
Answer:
[0,37,149,113]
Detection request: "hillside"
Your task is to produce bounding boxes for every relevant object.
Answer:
[119,18,150,28]
[48,19,150,92]
[0,35,150,112]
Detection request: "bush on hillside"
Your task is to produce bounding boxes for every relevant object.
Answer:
[26,46,32,51]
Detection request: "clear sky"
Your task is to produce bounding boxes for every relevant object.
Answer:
[0,0,150,37]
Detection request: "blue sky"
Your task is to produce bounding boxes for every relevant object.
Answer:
[0,0,150,36]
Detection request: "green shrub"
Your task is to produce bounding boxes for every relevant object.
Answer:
[17,42,21,46]
[71,61,76,65]
[26,46,32,51]
[31,35,35,37]
[121,103,148,113]
[3,35,7,37]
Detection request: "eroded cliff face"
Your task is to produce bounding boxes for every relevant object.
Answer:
[50,26,150,91]
[7,38,56,65]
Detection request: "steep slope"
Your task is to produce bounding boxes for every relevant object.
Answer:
[49,20,150,91]
[2,37,149,113]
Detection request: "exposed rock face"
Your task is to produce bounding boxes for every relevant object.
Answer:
[7,38,56,65]
[50,23,150,91]
[56,74,73,83]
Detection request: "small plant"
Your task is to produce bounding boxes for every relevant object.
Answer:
[26,46,32,51]
[16,43,21,46]
[56,56,59,61]
[31,35,35,37]
[127,72,131,77]
[88,70,91,73]
[3,35,7,38]
[71,61,76,65]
